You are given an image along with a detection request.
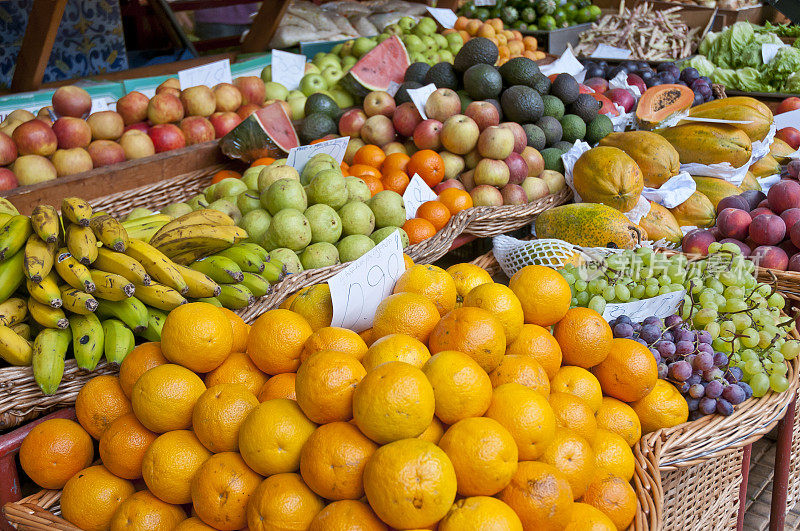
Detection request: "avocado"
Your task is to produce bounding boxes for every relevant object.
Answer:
[300,113,337,144]
[553,141,574,152]
[457,90,474,112]
[463,64,503,100]
[498,57,541,86]
[304,93,339,120]
[500,85,543,124]
[541,147,565,173]
[586,114,614,144]
[542,95,565,120]
[453,37,499,73]
[522,124,547,151]
[530,73,551,96]
[404,62,431,85]
[568,93,599,123]
[550,73,580,104]
[536,116,563,146]
[395,81,422,105]
[424,62,459,90]
[560,114,586,143]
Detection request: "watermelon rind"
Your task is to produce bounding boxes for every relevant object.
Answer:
[219,103,299,163]
[341,36,410,99]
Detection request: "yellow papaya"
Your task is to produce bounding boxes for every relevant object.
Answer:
[572,146,644,213]
[691,176,742,209]
[635,84,694,130]
[639,202,683,244]
[598,131,680,188]
[659,124,752,168]
[749,154,781,179]
[535,203,641,249]
[686,97,773,142]
[739,172,761,191]
[770,138,796,164]
[669,191,715,228]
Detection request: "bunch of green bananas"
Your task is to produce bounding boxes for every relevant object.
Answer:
[0,198,282,396]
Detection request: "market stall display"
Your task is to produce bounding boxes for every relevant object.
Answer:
[457,0,603,31]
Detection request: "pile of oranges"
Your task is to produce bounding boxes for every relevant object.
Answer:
[451,17,546,64]
[17,262,688,530]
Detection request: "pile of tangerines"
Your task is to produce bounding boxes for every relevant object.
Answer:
[451,17,546,64]
[18,261,687,530]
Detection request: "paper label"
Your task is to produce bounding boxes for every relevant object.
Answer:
[286,136,349,173]
[590,44,632,59]
[539,48,586,82]
[680,116,754,125]
[328,230,405,332]
[426,7,458,29]
[602,290,686,322]
[90,97,113,114]
[386,81,401,97]
[775,108,800,130]
[403,174,438,219]
[474,0,496,5]
[271,50,306,91]
[407,83,437,120]
[762,43,785,64]
[178,59,232,89]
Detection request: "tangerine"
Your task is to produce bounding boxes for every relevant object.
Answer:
[498,461,573,531]
[258,373,297,401]
[75,375,132,439]
[381,152,410,174]
[416,200,452,231]
[438,187,473,215]
[402,218,437,244]
[353,144,386,168]
[19,418,93,489]
[407,149,445,187]
[381,170,410,194]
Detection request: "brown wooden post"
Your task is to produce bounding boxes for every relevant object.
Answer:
[240,0,291,53]
[10,0,69,92]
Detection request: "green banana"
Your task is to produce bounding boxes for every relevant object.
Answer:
[30,204,60,243]
[240,272,270,297]
[261,261,283,284]
[214,246,265,273]
[95,297,149,333]
[26,273,62,308]
[61,197,92,226]
[65,224,98,266]
[0,250,25,303]
[133,282,186,311]
[27,298,68,329]
[151,225,248,264]
[140,307,168,342]
[195,297,222,307]
[32,328,71,395]
[174,264,221,298]
[233,242,269,262]
[23,234,55,283]
[89,270,136,301]
[189,255,244,284]
[54,249,95,292]
[89,214,129,252]
[0,215,33,261]
[217,283,254,310]
[0,324,32,366]
[70,313,104,370]
[60,286,98,315]
[0,297,26,327]
[93,247,150,285]
[101,319,135,364]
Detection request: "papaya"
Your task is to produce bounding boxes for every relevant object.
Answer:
[749,154,781,179]
[739,171,762,192]
[572,146,644,213]
[635,84,694,130]
[638,202,682,244]
[659,124,752,168]
[598,131,680,188]
[669,191,715,228]
[535,203,642,249]
[691,176,742,209]
[770,138,796,164]
[686,97,773,143]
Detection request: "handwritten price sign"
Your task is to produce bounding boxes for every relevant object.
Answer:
[90,97,113,114]
[426,7,458,29]
[403,174,437,218]
[602,290,686,323]
[328,230,405,332]
[178,59,232,89]
[271,50,306,91]
[286,136,350,173]
[407,83,437,120]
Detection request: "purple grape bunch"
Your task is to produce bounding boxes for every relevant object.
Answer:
[609,313,752,418]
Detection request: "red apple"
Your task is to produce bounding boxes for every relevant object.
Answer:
[339,109,368,138]
[521,146,544,177]
[361,115,395,146]
[234,76,266,106]
[0,131,17,165]
[179,116,215,145]
[36,108,54,126]
[363,91,396,117]
[116,91,149,125]
[51,86,91,118]
[413,119,443,151]
[425,88,461,123]
[584,77,608,94]
[52,117,91,149]
[148,124,186,153]
[147,93,185,125]
[12,120,57,156]
[209,112,242,138]
[777,97,800,115]
[156,78,180,93]
[0,168,18,190]
[124,122,150,134]
[237,103,261,120]
[86,111,124,141]
[777,127,800,150]
[392,102,423,138]
[440,114,479,155]
[499,122,527,153]
[464,101,500,132]
[87,140,125,167]
[434,179,466,194]
[213,83,243,112]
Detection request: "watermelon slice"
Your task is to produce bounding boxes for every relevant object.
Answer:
[219,102,300,163]
[341,36,410,99]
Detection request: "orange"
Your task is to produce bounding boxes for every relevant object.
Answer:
[454,15,469,30]
[498,461,573,531]
[592,429,635,481]
[417,416,446,444]
[422,350,492,424]
[592,338,658,403]
[381,170,410,194]
[75,375,132,439]
[565,502,617,531]
[463,282,524,343]
[142,430,211,504]
[485,382,556,460]
[300,326,368,363]
[372,292,440,343]
[340,161,349,175]
[238,399,317,475]
[363,438,457,529]
[250,157,275,167]
[295,350,366,423]
[211,169,242,184]
[247,309,313,374]
[299,421,378,500]
[175,517,216,530]
[630,379,689,434]
[407,149,445,187]
[416,200,452,231]
[352,361,434,444]
[381,152,410,174]
[191,452,262,530]
[118,342,167,398]
[362,333,431,370]
[353,144,386,168]
[582,472,637,530]
[541,428,596,499]
[19,418,93,489]
[359,327,376,346]
[99,413,158,479]
[160,302,233,373]
[131,363,206,433]
[108,490,186,530]
[348,164,382,179]
[477,23,496,38]
[361,175,384,196]
[428,306,506,373]
[439,496,523,530]
[402,218,437,244]
[549,392,598,441]
[551,366,604,412]
[308,500,386,530]
[595,397,642,447]
[289,284,333,331]
[220,307,249,353]
[403,252,414,269]
[203,351,268,396]
[258,373,297,401]
[488,354,550,397]
[438,417,517,496]
[508,265,571,326]
[507,323,563,379]
[446,262,493,302]
[246,473,324,530]
[466,19,482,35]
[393,264,457,316]
[60,465,135,531]
[554,307,613,368]
[438,188,473,215]
[193,383,259,452]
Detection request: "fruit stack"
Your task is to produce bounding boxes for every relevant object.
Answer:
[458,0,602,31]
[452,17,544,63]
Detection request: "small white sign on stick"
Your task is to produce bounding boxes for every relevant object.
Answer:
[403,174,437,219]
[178,59,232,89]
[271,50,306,91]
[590,44,632,59]
[286,136,350,173]
[426,7,458,29]
[407,83,437,120]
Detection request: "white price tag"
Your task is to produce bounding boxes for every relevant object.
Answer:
[426,7,458,29]
[403,174,437,219]
[679,116,754,125]
[601,290,686,323]
[271,50,306,91]
[140,87,157,99]
[178,59,232,89]
[90,97,113,114]
[474,0,496,5]
[407,83,437,120]
[286,136,350,173]
[328,230,405,332]
[762,43,785,64]
[775,108,800,130]
[590,44,632,60]
[386,81,401,97]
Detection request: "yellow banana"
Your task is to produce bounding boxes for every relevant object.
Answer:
[60,286,99,315]
[101,318,135,364]
[61,197,92,226]
[123,219,170,242]
[28,298,68,329]
[0,213,12,227]
[70,313,104,370]
[0,250,25,303]
[90,270,136,301]
[0,198,18,216]
[0,215,33,261]
[150,208,235,244]
[0,297,27,327]
[65,224,98,266]
[30,204,60,243]
[151,224,247,264]
[89,214,129,252]
[96,297,149,333]
[23,234,55,282]
[26,273,62,308]
[54,249,95,292]
[32,328,71,395]
[121,213,171,230]
[124,239,188,294]
[217,283,254,310]
[0,324,32,366]
[174,264,221,298]
[133,282,186,311]
[94,247,150,285]
[11,323,31,340]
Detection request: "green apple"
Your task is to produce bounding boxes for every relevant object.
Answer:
[352,37,377,58]
[339,40,354,57]
[433,33,448,50]
[264,81,289,101]
[421,35,437,52]
[412,17,437,37]
[288,89,305,100]
[241,166,265,190]
[304,63,321,75]
[376,33,390,44]
[445,32,463,48]
[299,73,328,96]
[438,49,454,63]
[260,65,271,83]
[384,24,402,36]
[287,95,306,120]
[402,34,425,54]
[321,65,343,87]
[449,42,463,55]
[313,52,327,63]
[409,51,427,64]
[315,54,341,71]
[398,16,416,33]
[424,50,439,65]
[342,56,357,70]
[329,88,354,109]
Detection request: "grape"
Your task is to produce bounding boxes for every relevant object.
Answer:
[687,373,702,385]
[615,315,632,326]
[658,363,669,379]
[575,279,588,292]
[770,374,790,392]
[699,289,717,307]
[770,351,784,364]
[588,278,602,294]
[722,384,746,405]
[662,330,675,343]
[768,292,785,309]
[713,352,729,367]
[694,308,717,326]
[693,352,714,371]
[782,340,800,360]
[740,328,759,349]
[657,341,677,360]
[705,322,721,339]
[727,366,744,383]
[664,314,682,328]
[756,283,772,297]
[750,373,770,397]
[676,381,690,393]
[588,295,606,314]
[732,313,752,331]
[631,284,646,299]
[640,325,661,344]
[697,343,714,355]
[669,360,692,381]
[738,381,754,399]
[615,284,631,302]
[613,323,634,338]
[687,397,700,412]
[704,367,725,381]
[651,349,661,364]
[688,383,705,398]
[699,398,717,415]
[676,340,695,356]
[561,272,576,285]
[705,380,723,398]
[576,291,590,305]
[697,330,712,344]
[716,399,734,416]
[658,275,671,287]
[645,284,660,298]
